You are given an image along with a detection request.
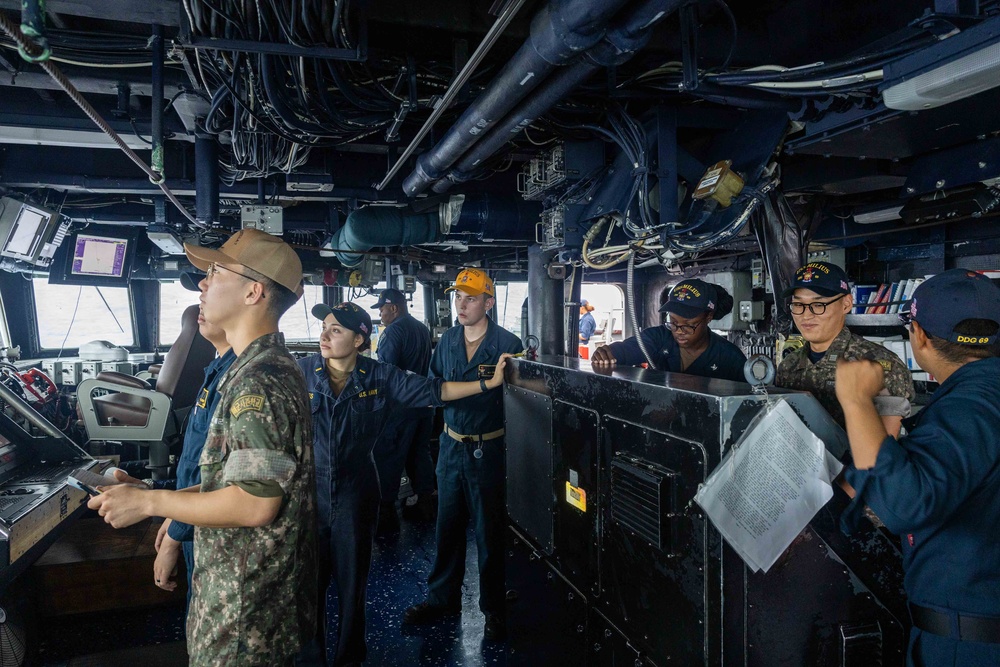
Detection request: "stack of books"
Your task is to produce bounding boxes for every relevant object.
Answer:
[851,278,926,314]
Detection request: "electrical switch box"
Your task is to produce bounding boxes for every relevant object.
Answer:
[739,300,765,323]
[241,205,284,234]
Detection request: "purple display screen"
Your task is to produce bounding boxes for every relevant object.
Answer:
[71,234,128,278]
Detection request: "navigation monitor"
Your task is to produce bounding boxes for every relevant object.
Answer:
[0,197,65,267]
[71,234,129,278]
[47,226,140,288]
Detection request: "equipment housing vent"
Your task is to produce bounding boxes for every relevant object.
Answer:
[609,455,676,552]
[840,621,883,666]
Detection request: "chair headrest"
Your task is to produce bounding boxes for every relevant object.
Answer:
[95,371,151,390]
[154,304,216,407]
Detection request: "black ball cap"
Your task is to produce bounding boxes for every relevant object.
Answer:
[311,301,372,340]
[371,288,406,309]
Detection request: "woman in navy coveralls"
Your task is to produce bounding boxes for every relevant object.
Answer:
[296,301,512,667]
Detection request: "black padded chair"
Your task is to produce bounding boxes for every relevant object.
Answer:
[77,304,216,475]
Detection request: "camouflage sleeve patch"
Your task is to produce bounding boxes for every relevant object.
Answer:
[224,448,297,492]
[231,394,265,418]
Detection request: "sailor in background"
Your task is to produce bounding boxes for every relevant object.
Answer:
[369,288,436,531]
[836,270,1000,666]
[579,299,597,344]
[591,279,746,382]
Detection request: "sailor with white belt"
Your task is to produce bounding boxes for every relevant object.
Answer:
[401,268,523,642]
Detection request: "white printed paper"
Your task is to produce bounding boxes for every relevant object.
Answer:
[695,401,843,573]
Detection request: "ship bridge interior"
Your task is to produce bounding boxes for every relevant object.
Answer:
[0,1,999,666]
[0,0,996,335]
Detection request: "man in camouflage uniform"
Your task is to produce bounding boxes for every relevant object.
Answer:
[776,261,914,435]
[89,229,316,667]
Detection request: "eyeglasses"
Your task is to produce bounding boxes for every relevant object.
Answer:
[207,262,257,283]
[788,293,847,316]
[665,320,703,335]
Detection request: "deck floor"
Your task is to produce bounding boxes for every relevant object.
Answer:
[36,512,506,666]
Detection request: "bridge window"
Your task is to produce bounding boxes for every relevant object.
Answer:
[33,278,134,350]
[582,283,625,344]
[279,284,327,342]
[159,279,201,345]
[494,282,528,337]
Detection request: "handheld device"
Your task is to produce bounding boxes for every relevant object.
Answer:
[478,352,527,379]
[67,475,101,497]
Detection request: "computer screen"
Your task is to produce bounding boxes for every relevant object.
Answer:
[0,198,64,266]
[47,226,140,288]
[71,234,129,278]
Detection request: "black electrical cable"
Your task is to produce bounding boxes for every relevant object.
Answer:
[0,11,199,227]
[706,0,737,72]
[707,33,936,85]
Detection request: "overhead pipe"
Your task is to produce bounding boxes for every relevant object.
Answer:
[401,0,634,197]
[527,244,564,355]
[376,0,530,190]
[432,0,680,194]
[326,194,542,267]
[195,130,219,225]
[151,25,165,181]
[566,269,582,358]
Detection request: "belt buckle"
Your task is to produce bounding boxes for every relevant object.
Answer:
[461,435,475,444]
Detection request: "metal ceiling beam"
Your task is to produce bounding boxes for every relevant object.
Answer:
[0,125,154,149]
[0,0,182,27]
[0,70,187,98]
[0,174,408,202]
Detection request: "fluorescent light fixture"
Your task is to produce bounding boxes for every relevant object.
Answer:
[0,125,151,150]
[853,204,903,225]
[286,172,335,192]
[884,40,1000,110]
[883,18,1000,111]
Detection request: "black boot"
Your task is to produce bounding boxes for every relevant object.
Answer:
[401,493,437,522]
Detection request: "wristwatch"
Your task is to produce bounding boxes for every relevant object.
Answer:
[480,378,488,393]
[141,478,155,489]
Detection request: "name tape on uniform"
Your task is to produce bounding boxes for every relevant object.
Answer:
[231,394,265,418]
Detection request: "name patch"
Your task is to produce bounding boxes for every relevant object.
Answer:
[357,389,379,399]
[230,394,265,418]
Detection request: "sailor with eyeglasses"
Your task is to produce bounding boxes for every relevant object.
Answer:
[776,261,914,434]
[591,279,747,382]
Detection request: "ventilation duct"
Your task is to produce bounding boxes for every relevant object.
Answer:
[326,194,541,267]
[401,0,634,197]
[433,0,682,193]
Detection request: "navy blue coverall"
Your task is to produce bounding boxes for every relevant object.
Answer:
[606,326,747,382]
[425,318,523,614]
[579,311,596,343]
[167,348,236,609]
[374,312,435,502]
[844,357,1000,666]
[297,353,444,666]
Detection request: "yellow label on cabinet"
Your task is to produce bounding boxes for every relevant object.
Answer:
[565,481,587,512]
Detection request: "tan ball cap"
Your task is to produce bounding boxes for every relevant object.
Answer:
[184,228,304,298]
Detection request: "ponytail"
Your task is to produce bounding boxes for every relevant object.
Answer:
[711,285,734,320]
